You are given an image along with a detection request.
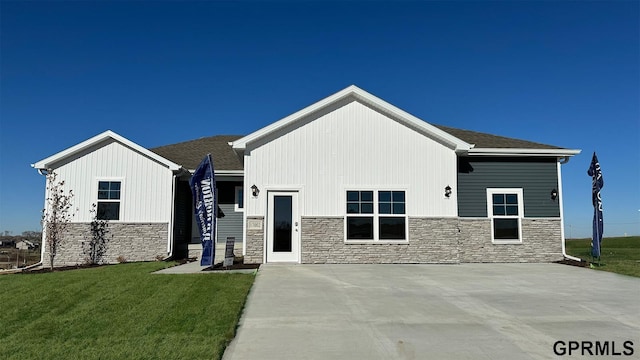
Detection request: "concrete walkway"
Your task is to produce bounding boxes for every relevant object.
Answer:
[154,261,210,274]
[154,261,257,274]
[223,264,640,360]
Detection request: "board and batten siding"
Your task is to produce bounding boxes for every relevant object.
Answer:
[47,139,174,223]
[244,99,458,217]
[457,157,560,218]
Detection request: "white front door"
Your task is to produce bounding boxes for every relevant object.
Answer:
[266,191,300,263]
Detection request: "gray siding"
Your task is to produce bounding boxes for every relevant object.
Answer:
[458,157,560,217]
[217,203,243,243]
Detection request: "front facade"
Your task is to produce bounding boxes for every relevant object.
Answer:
[33,86,580,267]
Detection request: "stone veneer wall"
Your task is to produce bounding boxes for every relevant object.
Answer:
[244,216,563,264]
[42,222,168,267]
[301,217,460,264]
[458,218,563,263]
[244,217,264,264]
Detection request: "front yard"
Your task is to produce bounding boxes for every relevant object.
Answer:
[0,262,254,360]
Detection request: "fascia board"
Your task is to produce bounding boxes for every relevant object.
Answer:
[232,85,472,152]
[185,169,245,175]
[466,148,582,157]
[32,130,183,172]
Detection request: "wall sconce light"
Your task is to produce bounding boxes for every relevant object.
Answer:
[445,185,452,198]
[550,189,558,201]
[251,184,260,197]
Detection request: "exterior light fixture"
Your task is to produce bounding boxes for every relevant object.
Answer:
[551,189,558,201]
[445,185,452,198]
[251,184,260,197]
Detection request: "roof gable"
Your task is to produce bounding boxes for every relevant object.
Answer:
[232,85,473,153]
[32,130,182,171]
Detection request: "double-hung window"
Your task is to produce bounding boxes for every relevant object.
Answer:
[97,181,121,220]
[346,190,407,241]
[487,188,523,243]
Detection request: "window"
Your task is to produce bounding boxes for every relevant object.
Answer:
[346,190,407,241]
[235,186,244,211]
[487,189,523,243]
[97,181,121,220]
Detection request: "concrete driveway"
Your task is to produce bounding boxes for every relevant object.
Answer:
[223,264,640,360]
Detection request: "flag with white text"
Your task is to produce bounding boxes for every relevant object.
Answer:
[190,154,217,266]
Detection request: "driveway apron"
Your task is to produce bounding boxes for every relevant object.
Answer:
[223,264,640,360]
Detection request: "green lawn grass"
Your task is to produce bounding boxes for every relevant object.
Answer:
[565,236,640,278]
[0,262,255,360]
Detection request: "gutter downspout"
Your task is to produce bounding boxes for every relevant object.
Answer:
[166,174,177,260]
[23,166,49,271]
[557,159,581,261]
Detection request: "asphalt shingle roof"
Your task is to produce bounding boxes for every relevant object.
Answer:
[151,135,243,171]
[433,124,563,150]
[150,125,565,171]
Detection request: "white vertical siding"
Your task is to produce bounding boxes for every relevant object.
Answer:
[51,140,174,223]
[245,100,458,217]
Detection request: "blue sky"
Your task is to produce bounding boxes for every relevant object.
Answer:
[1,1,638,238]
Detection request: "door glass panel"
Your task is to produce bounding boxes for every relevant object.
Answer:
[273,195,292,252]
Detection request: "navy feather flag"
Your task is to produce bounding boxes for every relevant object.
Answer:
[587,152,604,258]
[190,154,217,266]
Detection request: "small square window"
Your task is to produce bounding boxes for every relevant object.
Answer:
[347,203,360,214]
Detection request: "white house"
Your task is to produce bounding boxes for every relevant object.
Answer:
[32,131,187,266]
[33,85,580,267]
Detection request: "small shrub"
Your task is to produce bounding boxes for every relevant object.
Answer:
[116,255,127,263]
[83,204,111,265]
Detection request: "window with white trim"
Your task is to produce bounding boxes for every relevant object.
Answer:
[487,188,523,243]
[346,190,407,241]
[97,181,121,220]
[234,186,244,211]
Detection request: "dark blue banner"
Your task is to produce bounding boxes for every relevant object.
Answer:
[190,154,217,266]
[587,152,604,258]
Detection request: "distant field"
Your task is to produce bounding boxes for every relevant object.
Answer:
[0,262,255,360]
[565,236,640,277]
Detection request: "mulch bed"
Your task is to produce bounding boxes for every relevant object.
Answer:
[555,258,591,268]
[19,263,107,274]
[204,262,260,271]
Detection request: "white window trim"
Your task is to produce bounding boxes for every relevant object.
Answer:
[344,189,409,243]
[486,188,524,244]
[234,186,244,212]
[96,178,124,222]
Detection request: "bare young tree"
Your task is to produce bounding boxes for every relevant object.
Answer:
[41,171,75,270]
